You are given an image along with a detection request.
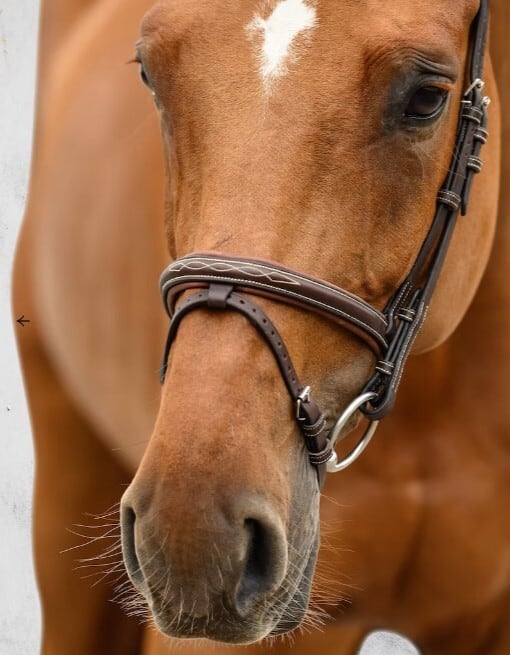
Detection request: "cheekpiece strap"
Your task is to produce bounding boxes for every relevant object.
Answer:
[361,0,491,420]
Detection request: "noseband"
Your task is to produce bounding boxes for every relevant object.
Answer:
[159,1,491,489]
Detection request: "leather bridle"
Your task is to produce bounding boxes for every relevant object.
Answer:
[159,1,491,489]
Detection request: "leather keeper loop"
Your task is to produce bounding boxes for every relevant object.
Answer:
[461,105,483,123]
[207,283,234,308]
[375,360,395,376]
[437,190,462,211]
[474,127,489,143]
[397,308,416,322]
[302,416,327,439]
[467,155,483,173]
[309,444,334,467]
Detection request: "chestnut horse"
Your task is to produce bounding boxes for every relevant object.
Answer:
[13,0,510,653]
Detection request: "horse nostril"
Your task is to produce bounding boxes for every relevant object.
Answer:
[120,503,147,595]
[235,517,287,615]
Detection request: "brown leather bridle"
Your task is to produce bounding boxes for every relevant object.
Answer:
[159,1,491,488]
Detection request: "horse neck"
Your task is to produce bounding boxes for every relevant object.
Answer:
[449,193,510,399]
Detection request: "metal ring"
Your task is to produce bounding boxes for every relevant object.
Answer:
[326,392,379,473]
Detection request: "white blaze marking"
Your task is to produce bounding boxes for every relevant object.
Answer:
[247,0,317,93]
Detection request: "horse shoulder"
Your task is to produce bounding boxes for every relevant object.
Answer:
[15,0,165,470]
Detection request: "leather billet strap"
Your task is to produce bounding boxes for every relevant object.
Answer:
[158,0,490,486]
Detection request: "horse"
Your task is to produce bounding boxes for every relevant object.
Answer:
[12,0,510,653]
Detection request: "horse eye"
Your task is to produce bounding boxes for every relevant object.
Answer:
[405,86,449,120]
[139,64,150,87]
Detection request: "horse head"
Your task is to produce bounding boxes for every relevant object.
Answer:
[120,0,500,643]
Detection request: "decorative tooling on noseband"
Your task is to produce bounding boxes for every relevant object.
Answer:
[159,1,491,488]
[169,259,301,287]
[162,255,388,353]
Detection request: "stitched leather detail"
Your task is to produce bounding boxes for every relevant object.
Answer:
[467,155,483,173]
[171,259,300,286]
[161,254,388,354]
[309,445,333,467]
[437,190,462,211]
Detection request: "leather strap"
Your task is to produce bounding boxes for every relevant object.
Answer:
[161,254,388,354]
[160,284,332,487]
[362,0,490,419]
[470,0,490,82]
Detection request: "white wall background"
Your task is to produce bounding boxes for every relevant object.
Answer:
[0,3,418,654]
[0,1,41,654]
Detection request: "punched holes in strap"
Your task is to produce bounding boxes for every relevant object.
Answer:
[162,284,332,487]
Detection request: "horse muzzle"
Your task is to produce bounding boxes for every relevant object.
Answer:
[120,487,316,643]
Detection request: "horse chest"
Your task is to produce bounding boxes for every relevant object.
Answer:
[321,437,510,633]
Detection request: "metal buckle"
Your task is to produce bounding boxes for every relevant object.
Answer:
[326,392,379,473]
[464,78,484,97]
[296,386,312,421]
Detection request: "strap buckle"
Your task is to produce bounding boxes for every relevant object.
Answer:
[464,77,484,97]
[296,386,312,421]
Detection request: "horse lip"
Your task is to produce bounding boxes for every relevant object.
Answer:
[153,610,275,644]
[268,539,318,636]
[150,533,318,644]
[148,571,307,643]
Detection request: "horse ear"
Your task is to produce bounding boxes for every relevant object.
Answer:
[357,631,421,655]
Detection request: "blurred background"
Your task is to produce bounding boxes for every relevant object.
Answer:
[0,1,41,654]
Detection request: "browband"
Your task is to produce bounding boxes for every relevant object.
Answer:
[158,0,491,488]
